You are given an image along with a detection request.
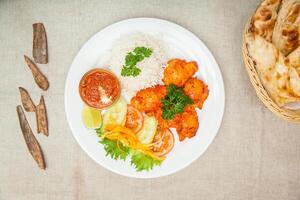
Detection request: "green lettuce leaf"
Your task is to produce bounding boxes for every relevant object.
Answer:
[130,151,162,171]
[100,138,130,161]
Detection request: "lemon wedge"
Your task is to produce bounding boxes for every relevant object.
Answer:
[82,106,103,129]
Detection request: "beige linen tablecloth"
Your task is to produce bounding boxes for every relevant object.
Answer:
[1,0,300,199]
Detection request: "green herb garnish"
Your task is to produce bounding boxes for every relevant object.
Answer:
[161,84,193,120]
[121,47,152,77]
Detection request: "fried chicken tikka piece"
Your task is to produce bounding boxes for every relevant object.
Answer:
[183,77,209,109]
[155,105,198,141]
[163,59,198,87]
[130,85,166,115]
[131,84,188,132]
[175,105,199,141]
[154,107,182,130]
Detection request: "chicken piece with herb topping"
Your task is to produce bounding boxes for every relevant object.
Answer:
[183,77,209,109]
[154,107,182,130]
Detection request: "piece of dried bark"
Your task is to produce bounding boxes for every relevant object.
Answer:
[24,55,49,91]
[18,87,36,112]
[33,23,48,64]
[36,95,48,136]
[16,105,46,169]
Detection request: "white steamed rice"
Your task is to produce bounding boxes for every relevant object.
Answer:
[107,33,168,98]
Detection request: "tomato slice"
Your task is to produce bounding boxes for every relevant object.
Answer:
[152,128,174,156]
[125,105,144,133]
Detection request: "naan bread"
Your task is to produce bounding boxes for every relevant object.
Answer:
[287,48,300,98]
[272,0,300,55]
[246,34,279,69]
[246,33,300,106]
[289,66,300,96]
[250,0,282,41]
[287,46,300,69]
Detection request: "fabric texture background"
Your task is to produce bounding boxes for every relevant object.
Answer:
[1,0,300,199]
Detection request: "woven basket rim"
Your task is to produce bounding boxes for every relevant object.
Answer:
[242,16,300,123]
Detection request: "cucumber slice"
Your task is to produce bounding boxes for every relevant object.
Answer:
[102,96,127,130]
[137,116,158,144]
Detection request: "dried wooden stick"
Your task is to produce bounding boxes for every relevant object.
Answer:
[18,87,36,112]
[16,105,46,169]
[36,96,48,136]
[33,23,48,64]
[24,55,49,91]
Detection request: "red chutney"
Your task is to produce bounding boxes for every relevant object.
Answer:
[79,69,120,109]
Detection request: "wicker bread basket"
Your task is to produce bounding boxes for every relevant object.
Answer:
[242,18,300,123]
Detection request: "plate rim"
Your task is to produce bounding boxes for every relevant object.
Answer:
[64,17,225,178]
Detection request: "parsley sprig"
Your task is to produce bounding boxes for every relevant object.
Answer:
[161,84,193,120]
[121,47,152,77]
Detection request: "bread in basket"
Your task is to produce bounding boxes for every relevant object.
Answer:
[242,0,300,122]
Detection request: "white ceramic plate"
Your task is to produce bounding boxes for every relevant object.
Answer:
[65,18,225,178]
